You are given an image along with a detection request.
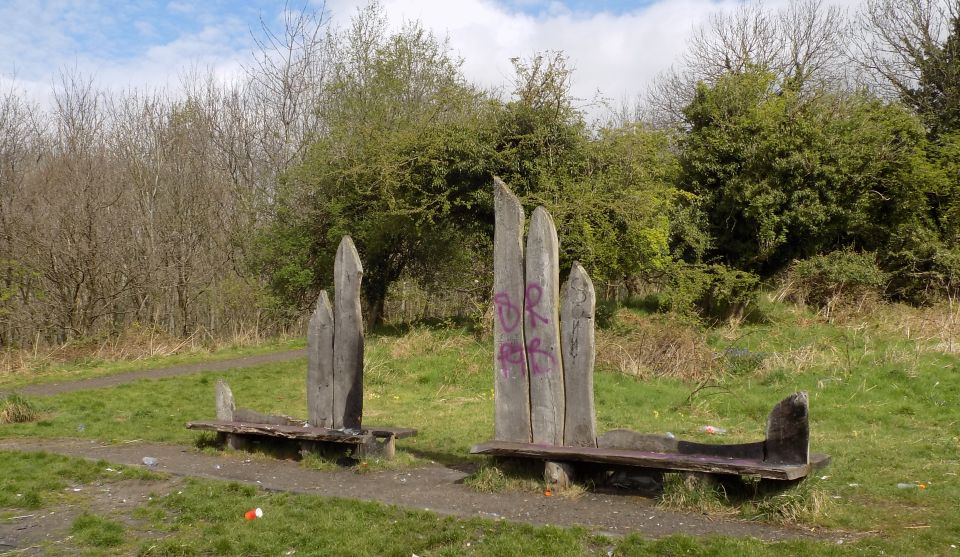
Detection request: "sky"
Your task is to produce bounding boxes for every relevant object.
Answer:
[0,0,869,111]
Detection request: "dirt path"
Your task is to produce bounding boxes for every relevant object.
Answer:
[0,438,858,543]
[9,349,305,398]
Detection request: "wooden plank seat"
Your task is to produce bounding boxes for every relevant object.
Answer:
[470,441,830,481]
[471,391,830,482]
[187,418,416,459]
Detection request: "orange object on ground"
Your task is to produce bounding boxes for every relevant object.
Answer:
[244,507,263,520]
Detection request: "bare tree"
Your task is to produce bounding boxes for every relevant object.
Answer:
[246,1,330,190]
[0,81,43,347]
[643,0,849,127]
[852,0,959,130]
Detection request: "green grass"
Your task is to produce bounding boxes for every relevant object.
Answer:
[71,512,127,548]
[0,450,160,510]
[0,440,947,556]
[1,303,958,555]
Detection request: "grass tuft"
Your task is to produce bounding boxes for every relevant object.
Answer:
[463,463,542,494]
[658,473,738,518]
[0,393,39,423]
[743,480,830,524]
[659,473,831,525]
[71,512,126,548]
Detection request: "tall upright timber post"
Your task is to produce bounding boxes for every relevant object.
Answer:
[333,237,364,430]
[306,237,365,430]
[491,177,597,487]
[525,207,565,446]
[493,177,532,442]
[561,262,597,448]
[307,291,334,428]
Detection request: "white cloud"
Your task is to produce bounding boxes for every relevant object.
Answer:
[325,0,866,117]
[2,0,870,113]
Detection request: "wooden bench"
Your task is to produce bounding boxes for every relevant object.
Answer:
[471,392,829,483]
[187,419,417,459]
[470,440,830,481]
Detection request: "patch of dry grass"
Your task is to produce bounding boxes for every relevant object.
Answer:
[0,393,39,424]
[0,325,300,384]
[596,310,720,382]
[866,299,960,355]
[380,327,475,360]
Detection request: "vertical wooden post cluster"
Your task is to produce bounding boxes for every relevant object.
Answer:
[307,236,365,430]
[492,177,598,477]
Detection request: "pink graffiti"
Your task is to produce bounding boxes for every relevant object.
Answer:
[497,341,526,379]
[524,282,549,329]
[493,292,522,333]
[526,337,556,376]
[497,338,557,378]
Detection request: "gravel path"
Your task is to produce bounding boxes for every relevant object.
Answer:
[0,438,858,543]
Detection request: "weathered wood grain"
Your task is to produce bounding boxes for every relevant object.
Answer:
[307,291,335,427]
[470,440,829,481]
[560,262,596,447]
[231,408,304,426]
[525,206,564,445]
[333,236,364,430]
[492,177,531,442]
[597,429,679,452]
[187,420,372,443]
[765,391,809,465]
[598,428,767,460]
[215,379,235,421]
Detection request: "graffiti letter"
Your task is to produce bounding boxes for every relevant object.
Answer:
[493,292,522,333]
[524,282,549,328]
[526,337,556,375]
[497,342,526,379]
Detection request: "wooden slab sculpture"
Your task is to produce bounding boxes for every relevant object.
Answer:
[561,262,597,448]
[473,177,828,486]
[489,178,599,486]
[492,177,531,443]
[188,236,415,460]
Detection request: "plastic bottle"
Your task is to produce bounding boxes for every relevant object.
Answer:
[701,425,727,435]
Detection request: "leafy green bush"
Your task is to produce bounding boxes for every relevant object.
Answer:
[657,263,760,322]
[784,250,888,314]
[881,227,960,304]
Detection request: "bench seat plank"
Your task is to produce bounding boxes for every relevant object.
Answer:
[187,420,372,443]
[187,420,417,443]
[470,440,830,481]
